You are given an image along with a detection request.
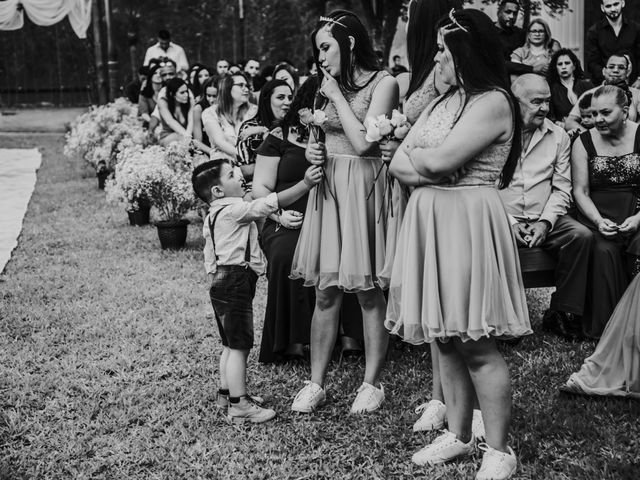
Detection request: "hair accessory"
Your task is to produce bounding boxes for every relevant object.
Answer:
[319,15,346,28]
[445,9,469,33]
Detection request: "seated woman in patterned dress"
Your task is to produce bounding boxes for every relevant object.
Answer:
[571,85,640,338]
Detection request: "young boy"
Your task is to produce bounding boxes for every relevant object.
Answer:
[578,92,595,130]
[192,159,280,424]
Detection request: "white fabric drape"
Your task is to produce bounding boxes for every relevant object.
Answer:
[0,0,92,39]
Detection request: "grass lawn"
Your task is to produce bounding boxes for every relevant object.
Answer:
[1,134,639,480]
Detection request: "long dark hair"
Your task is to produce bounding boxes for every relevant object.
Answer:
[437,9,522,188]
[191,66,211,98]
[216,73,251,125]
[165,77,190,126]
[311,10,380,93]
[254,79,292,128]
[197,76,220,110]
[406,0,463,100]
[547,48,585,86]
[283,75,320,140]
[141,64,161,99]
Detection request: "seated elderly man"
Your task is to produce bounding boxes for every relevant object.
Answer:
[565,52,640,132]
[501,74,594,340]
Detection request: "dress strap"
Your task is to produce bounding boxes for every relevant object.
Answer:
[208,205,251,264]
[579,131,597,157]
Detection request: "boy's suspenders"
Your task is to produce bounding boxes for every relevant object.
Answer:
[208,206,251,264]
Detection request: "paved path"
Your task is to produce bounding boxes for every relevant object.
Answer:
[0,108,85,133]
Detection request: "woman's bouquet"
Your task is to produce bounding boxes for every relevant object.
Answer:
[298,107,336,207]
[363,110,412,221]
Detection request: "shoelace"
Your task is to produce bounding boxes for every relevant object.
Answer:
[294,381,322,402]
[478,443,511,471]
[415,400,440,415]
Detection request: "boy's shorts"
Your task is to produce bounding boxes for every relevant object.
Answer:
[209,265,258,350]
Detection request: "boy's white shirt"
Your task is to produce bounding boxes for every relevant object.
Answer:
[202,192,279,275]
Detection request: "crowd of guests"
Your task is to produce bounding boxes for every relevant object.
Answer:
[128,2,640,479]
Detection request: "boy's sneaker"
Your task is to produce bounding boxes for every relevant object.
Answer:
[476,444,517,480]
[227,399,276,424]
[350,382,385,413]
[413,399,447,432]
[291,381,326,413]
[216,392,264,409]
[472,409,486,442]
[412,430,475,466]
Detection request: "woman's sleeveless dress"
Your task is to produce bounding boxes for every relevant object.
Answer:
[567,273,640,398]
[201,104,257,161]
[577,130,640,338]
[385,91,532,344]
[291,71,390,292]
[378,69,439,289]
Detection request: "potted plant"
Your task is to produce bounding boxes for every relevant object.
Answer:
[105,145,154,226]
[129,141,198,248]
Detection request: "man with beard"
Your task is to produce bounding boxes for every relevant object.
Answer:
[494,1,543,76]
[586,0,640,85]
[501,74,593,341]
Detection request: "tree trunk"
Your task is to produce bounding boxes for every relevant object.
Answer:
[91,0,107,104]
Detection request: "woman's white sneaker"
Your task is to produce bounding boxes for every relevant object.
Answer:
[413,399,447,432]
[291,381,326,413]
[411,430,475,466]
[476,444,517,480]
[350,382,385,413]
[472,409,486,442]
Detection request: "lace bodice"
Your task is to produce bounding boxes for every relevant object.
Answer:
[403,69,439,125]
[323,70,390,157]
[413,90,513,186]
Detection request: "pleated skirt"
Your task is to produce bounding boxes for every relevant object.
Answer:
[291,153,387,292]
[568,274,640,398]
[385,185,532,344]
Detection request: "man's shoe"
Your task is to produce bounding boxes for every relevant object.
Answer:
[227,399,276,424]
[291,381,326,413]
[412,430,475,466]
[350,382,385,413]
[413,399,447,432]
[476,444,517,480]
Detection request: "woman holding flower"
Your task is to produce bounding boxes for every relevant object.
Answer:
[290,10,399,414]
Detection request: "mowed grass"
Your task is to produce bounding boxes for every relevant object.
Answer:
[1,134,639,480]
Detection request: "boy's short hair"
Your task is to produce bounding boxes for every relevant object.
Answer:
[192,159,231,203]
[578,92,593,111]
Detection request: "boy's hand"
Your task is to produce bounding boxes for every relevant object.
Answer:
[306,142,326,165]
[279,210,304,229]
[304,165,323,187]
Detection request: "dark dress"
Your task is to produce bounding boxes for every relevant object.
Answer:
[257,126,362,363]
[549,78,594,122]
[578,129,640,338]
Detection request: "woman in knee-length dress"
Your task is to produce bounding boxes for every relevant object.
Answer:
[385,10,531,479]
[289,10,399,414]
[377,0,465,436]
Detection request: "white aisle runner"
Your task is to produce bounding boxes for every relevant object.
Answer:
[0,148,42,273]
